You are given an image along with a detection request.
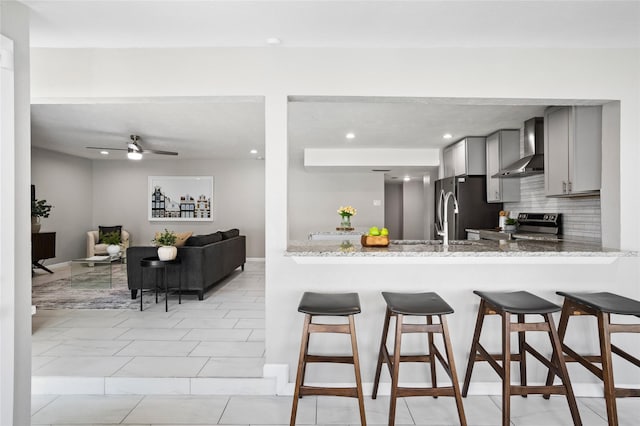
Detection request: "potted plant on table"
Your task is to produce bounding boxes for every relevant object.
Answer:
[100,231,122,257]
[504,218,518,232]
[153,228,178,261]
[31,198,53,233]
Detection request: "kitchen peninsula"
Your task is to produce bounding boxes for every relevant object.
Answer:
[265,241,639,399]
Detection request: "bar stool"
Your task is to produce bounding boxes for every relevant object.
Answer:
[544,291,640,426]
[461,291,581,426]
[290,292,366,426]
[372,292,467,426]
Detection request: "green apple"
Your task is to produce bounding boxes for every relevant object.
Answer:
[368,226,380,236]
[380,228,389,236]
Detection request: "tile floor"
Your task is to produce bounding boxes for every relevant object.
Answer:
[31,261,640,425]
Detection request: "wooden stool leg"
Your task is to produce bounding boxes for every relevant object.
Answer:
[501,311,512,426]
[546,313,582,426]
[517,314,528,397]
[372,308,392,399]
[388,313,403,426]
[290,314,311,426]
[440,314,468,426]
[544,300,572,398]
[348,315,367,426]
[427,315,438,398]
[462,299,487,396]
[597,311,618,426]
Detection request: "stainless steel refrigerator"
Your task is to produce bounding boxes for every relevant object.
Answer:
[434,175,503,240]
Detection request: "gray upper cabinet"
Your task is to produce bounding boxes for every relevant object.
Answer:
[544,106,602,197]
[485,129,521,203]
[443,137,486,177]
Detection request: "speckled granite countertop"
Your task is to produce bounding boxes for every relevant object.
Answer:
[286,239,636,257]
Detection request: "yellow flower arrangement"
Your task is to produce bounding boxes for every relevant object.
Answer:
[337,205,357,218]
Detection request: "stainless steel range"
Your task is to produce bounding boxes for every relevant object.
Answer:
[478,212,562,241]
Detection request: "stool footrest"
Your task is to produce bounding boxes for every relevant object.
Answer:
[300,385,359,398]
[510,385,567,396]
[615,388,640,398]
[396,386,456,398]
[305,354,354,364]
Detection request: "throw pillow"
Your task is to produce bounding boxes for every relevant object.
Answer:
[221,228,240,240]
[174,231,193,247]
[98,225,122,243]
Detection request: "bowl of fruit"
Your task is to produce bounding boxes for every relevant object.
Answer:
[361,226,390,247]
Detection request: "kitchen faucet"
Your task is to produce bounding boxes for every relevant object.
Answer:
[436,190,459,247]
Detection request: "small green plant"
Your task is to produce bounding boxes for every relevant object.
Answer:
[153,229,177,246]
[100,231,122,245]
[31,199,53,218]
[505,218,518,225]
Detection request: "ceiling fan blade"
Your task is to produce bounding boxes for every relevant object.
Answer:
[142,149,179,156]
[86,146,127,151]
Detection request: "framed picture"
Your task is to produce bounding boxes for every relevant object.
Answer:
[148,176,213,221]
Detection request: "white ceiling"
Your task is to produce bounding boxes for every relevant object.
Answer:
[24,1,637,176]
[23,1,640,49]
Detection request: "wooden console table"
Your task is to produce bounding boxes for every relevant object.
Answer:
[32,232,56,273]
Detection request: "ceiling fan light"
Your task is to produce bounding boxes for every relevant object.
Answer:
[127,150,142,160]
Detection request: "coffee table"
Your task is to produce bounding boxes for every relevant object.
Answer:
[70,255,122,288]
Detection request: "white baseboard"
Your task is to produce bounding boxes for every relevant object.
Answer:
[247,257,265,262]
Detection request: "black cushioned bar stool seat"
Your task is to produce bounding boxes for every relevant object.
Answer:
[290,292,366,426]
[372,292,467,426]
[544,291,640,426]
[462,291,581,426]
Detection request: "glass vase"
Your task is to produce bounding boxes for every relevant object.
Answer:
[340,215,352,229]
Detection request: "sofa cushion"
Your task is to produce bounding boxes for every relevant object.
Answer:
[221,229,240,240]
[98,225,122,243]
[184,232,222,247]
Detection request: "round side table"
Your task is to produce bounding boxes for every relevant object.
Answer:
[139,256,182,312]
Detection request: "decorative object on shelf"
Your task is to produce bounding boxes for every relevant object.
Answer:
[100,230,122,257]
[504,217,518,232]
[148,176,213,222]
[31,198,53,233]
[361,225,390,246]
[153,228,178,260]
[336,205,356,231]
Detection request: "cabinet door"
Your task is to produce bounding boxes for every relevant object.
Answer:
[486,133,501,202]
[443,146,455,177]
[545,107,570,196]
[570,106,602,193]
[453,141,466,176]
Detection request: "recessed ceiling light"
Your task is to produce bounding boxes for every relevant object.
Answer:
[404,176,411,182]
[266,37,281,45]
[250,149,258,154]
[100,151,109,155]
[443,133,453,139]
[346,133,355,140]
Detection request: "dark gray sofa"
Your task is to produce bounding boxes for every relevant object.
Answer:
[126,231,246,301]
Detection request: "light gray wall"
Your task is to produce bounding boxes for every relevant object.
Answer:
[287,162,385,240]
[402,180,427,240]
[384,182,403,240]
[1,2,32,423]
[91,158,265,257]
[31,148,93,262]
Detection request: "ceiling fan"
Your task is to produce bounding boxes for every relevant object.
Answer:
[86,134,178,160]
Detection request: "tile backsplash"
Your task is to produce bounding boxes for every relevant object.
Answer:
[504,174,601,243]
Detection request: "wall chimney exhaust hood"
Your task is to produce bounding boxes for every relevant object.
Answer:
[493,117,544,178]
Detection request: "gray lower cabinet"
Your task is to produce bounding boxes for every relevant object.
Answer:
[544,106,602,197]
[443,137,486,177]
[485,129,521,203]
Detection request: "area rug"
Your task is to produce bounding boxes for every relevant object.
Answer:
[32,264,161,310]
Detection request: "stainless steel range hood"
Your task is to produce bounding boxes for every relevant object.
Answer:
[493,117,544,178]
